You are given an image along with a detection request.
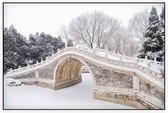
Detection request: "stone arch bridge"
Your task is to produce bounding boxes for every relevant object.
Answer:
[5,47,164,109]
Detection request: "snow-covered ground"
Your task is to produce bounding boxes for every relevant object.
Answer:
[4,73,134,109]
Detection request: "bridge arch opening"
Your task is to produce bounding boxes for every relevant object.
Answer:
[53,55,96,90]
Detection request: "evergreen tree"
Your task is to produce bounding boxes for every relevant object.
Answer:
[138,7,163,61]
[28,33,42,64]
[4,26,65,73]
[67,39,73,47]
[160,7,165,61]
[28,33,65,64]
[3,25,29,73]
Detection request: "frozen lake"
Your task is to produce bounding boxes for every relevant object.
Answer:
[4,73,134,109]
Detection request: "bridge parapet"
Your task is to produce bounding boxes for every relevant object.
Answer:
[93,86,164,109]
[6,47,164,83]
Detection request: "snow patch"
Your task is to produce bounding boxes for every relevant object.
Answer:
[4,73,134,109]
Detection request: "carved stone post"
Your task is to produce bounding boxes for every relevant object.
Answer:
[119,56,122,65]
[105,53,107,59]
[10,68,13,72]
[133,75,140,91]
[27,63,29,68]
[145,56,148,60]
[145,56,150,75]
[147,62,150,75]
[93,49,95,55]
[41,59,43,63]
[154,57,157,62]
[35,70,39,78]
[154,57,157,65]
[65,41,67,48]
[135,58,138,69]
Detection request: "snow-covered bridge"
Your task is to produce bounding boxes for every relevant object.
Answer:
[5,47,164,109]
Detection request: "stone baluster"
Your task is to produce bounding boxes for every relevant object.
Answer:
[35,70,39,78]
[27,63,29,68]
[145,56,150,74]
[154,57,157,65]
[145,56,148,63]
[119,56,122,65]
[146,61,150,75]
[134,55,138,69]
[154,57,157,62]
[41,59,43,64]
[65,41,67,48]
[133,55,137,61]
[135,59,139,69]
[93,49,95,55]
[18,66,21,71]
[133,75,140,91]
[10,68,13,72]
[105,53,107,59]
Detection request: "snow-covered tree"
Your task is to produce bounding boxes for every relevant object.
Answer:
[57,36,65,50]
[160,7,165,61]
[28,33,65,64]
[67,39,73,47]
[4,25,29,73]
[4,26,65,73]
[138,7,163,61]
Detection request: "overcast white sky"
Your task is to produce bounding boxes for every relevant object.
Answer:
[4,3,164,38]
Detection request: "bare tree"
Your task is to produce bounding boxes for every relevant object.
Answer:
[105,26,124,54]
[106,26,139,56]
[113,28,123,54]
[67,11,139,56]
[97,18,121,49]
[129,9,149,42]
[60,25,69,42]
[121,29,139,56]
[69,11,121,49]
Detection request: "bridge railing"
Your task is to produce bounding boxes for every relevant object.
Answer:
[76,47,163,81]
[72,47,163,80]
[6,47,164,81]
[94,86,163,109]
[92,48,163,80]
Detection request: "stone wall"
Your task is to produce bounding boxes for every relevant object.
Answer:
[93,90,160,109]
[38,64,56,80]
[139,79,164,104]
[54,76,82,90]
[86,62,133,88]
[12,72,35,79]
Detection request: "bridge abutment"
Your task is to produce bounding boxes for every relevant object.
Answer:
[93,90,161,109]
[54,76,82,90]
